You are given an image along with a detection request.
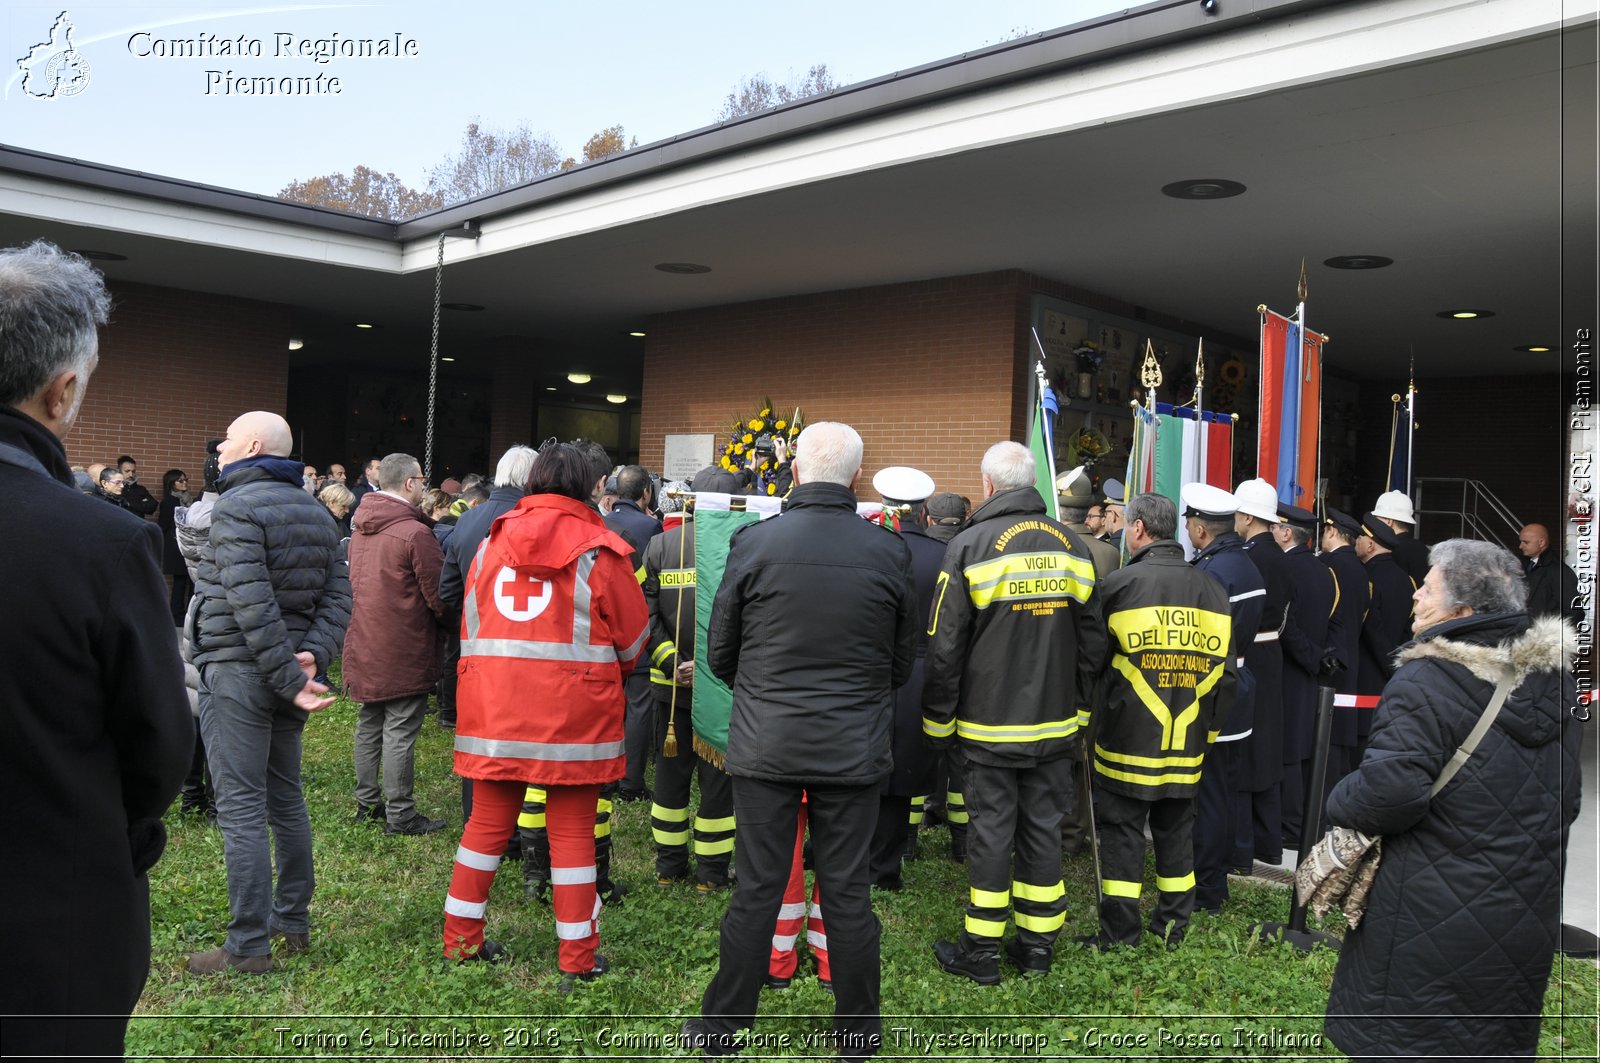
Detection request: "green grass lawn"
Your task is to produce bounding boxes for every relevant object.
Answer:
[134,686,1599,1059]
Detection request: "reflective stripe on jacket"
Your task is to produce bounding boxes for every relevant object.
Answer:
[456,493,649,786]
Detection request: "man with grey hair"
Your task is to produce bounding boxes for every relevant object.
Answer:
[925,441,1104,983]
[1086,492,1236,950]
[688,421,918,1060]
[189,410,350,974]
[1,241,191,1056]
[343,452,449,835]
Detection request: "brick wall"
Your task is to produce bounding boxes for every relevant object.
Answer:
[641,272,1028,501]
[67,281,290,481]
[1357,373,1566,548]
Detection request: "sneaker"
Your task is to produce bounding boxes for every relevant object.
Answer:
[385,814,447,836]
[272,929,311,955]
[931,939,1000,985]
[453,939,509,965]
[186,946,273,975]
[352,803,385,825]
[557,953,608,994]
[657,874,688,889]
[1003,936,1051,976]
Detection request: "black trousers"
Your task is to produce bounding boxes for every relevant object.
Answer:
[620,670,653,797]
[869,792,911,886]
[960,756,1072,955]
[651,696,734,885]
[1094,785,1196,946]
[1193,741,1243,908]
[700,777,880,1060]
[438,628,460,726]
[1249,781,1283,865]
[1058,732,1095,852]
[518,787,615,896]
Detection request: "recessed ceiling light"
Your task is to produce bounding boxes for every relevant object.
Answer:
[354,322,376,329]
[654,262,712,274]
[628,331,647,337]
[1324,255,1394,270]
[70,249,127,261]
[1436,310,1495,319]
[441,356,456,362]
[567,372,592,384]
[442,302,485,312]
[1515,344,1553,353]
[1160,179,1246,200]
[606,394,628,404]
[287,338,304,351]
[545,386,557,392]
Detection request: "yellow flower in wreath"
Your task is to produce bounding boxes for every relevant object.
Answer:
[733,444,746,456]
[748,419,764,431]
[742,433,754,444]
[766,483,777,495]
[774,419,787,430]
[760,408,772,417]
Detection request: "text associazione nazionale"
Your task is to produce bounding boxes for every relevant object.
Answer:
[126,31,421,95]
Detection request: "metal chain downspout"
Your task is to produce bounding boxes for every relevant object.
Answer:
[425,234,444,479]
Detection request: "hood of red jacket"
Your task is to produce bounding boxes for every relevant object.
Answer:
[492,493,635,570]
[352,491,428,535]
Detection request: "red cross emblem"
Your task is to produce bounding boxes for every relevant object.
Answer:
[493,566,551,621]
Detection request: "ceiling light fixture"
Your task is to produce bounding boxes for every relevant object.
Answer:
[567,372,592,384]
[442,302,485,312]
[287,338,304,351]
[1436,310,1495,320]
[441,356,456,362]
[654,262,712,274]
[1324,255,1394,270]
[354,322,376,329]
[1514,344,1553,353]
[545,386,557,392]
[628,331,647,337]
[606,394,628,404]
[1160,179,1246,200]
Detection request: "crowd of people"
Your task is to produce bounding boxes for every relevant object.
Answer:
[1,240,1587,1063]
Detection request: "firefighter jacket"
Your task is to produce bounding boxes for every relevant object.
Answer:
[642,518,696,703]
[455,493,650,787]
[922,486,1106,768]
[1090,538,1237,800]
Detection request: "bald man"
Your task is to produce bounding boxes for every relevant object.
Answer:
[188,410,351,975]
[1518,523,1582,626]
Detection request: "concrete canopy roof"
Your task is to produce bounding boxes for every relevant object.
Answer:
[1,0,1594,392]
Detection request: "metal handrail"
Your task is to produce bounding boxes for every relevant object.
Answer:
[1416,477,1521,544]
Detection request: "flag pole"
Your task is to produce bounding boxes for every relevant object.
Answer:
[1256,303,1268,481]
[1406,349,1417,498]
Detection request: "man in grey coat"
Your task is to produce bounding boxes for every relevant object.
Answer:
[188,409,351,975]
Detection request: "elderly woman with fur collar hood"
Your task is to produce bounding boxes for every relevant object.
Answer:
[1323,539,1583,1063]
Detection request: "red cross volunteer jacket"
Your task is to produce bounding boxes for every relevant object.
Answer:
[455,493,650,787]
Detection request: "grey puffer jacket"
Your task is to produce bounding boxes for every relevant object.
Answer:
[1324,612,1583,1062]
[191,457,351,703]
[175,492,219,716]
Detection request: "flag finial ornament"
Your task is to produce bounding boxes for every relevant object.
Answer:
[1140,339,1163,392]
[1297,257,1308,303]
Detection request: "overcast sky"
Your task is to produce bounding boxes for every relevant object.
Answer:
[3,0,1127,198]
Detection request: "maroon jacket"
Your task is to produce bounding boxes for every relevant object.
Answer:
[342,492,448,702]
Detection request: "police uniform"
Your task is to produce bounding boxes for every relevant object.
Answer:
[867,467,943,890]
[1357,513,1417,756]
[924,482,1105,980]
[1056,466,1121,857]
[1090,531,1236,947]
[1274,503,1338,848]
[1182,484,1264,911]
[1234,479,1291,864]
[1374,490,1429,588]
[639,467,736,889]
[1319,509,1370,808]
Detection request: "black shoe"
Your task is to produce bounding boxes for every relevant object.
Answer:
[438,716,456,730]
[524,878,549,904]
[1072,932,1107,952]
[557,953,608,994]
[932,939,1000,985]
[873,876,904,892]
[352,803,385,825]
[903,833,920,862]
[599,880,629,908]
[1003,936,1052,976]
[385,814,447,836]
[680,1018,735,1056]
[455,939,509,965]
[763,973,792,989]
[818,977,833,995]
[949,836,967,864]
[615,788,651,803]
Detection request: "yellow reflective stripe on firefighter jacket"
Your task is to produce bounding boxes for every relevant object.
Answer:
[922,486,1107,767]
[1089,538,1237,799]
[642,520,696,700]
